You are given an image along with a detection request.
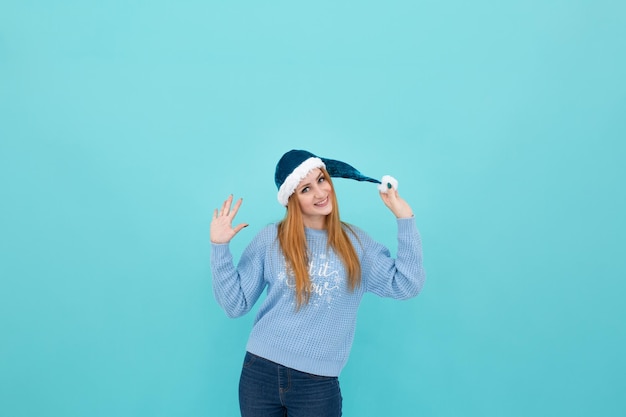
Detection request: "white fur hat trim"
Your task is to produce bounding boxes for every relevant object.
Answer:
[377,175,398,193]
[277,157,326,206]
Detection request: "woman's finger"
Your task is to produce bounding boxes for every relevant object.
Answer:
[233,222,249,235]
[229,197,243,218]
[221,194,233,216]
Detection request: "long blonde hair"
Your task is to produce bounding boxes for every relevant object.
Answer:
[277,168,361,308]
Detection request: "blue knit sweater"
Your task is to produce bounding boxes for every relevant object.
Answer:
[210,217,425,377]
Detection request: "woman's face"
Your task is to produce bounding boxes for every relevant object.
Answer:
[294,168,333,229]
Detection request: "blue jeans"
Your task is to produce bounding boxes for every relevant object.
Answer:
[239,352,343,417]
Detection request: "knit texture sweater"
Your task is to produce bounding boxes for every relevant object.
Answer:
[210,217,425,377]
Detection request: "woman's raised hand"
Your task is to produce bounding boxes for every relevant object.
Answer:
[210,195,249,244]
[379,187,414,219]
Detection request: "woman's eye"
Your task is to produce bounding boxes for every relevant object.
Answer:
[301,187,309,193]
[318,177,325,183]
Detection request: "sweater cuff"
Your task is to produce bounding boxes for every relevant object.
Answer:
[210,242,231,258]
[396,216,418,235]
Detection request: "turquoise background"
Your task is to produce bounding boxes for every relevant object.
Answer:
[1,1,625,416]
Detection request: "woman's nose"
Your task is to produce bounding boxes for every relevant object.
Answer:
[312,184,324,197]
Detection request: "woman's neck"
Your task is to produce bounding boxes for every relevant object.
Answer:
[303,216,327,230]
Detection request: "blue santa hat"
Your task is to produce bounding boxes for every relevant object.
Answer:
[274,149,398,206]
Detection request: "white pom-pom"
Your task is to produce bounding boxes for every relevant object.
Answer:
[377,175,398,193]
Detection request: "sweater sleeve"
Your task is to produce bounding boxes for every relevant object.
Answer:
[361,217,425,299]
[210,228,271,318]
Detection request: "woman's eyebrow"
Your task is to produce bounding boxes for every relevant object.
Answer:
[298,180,312,190]
[298,172,323,191]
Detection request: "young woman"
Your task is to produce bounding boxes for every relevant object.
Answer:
[210,149,425,417]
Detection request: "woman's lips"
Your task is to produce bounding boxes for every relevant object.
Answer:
[315,197,328,207]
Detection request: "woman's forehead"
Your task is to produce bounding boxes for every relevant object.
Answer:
[298,168,322,185]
